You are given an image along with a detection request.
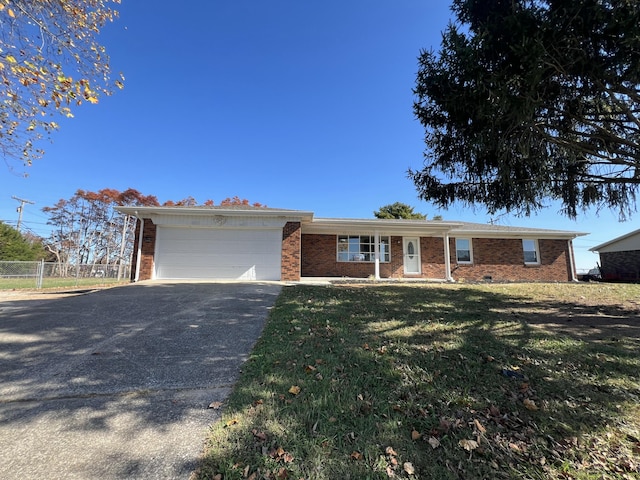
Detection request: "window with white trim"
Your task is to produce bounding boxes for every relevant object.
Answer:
[337,235,390,262]
[522,239,540,264]
[455,238,472,263]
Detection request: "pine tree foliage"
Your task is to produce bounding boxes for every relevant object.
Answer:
[0,221,43,260]
[411,0,640,219]
[374,202,427,220]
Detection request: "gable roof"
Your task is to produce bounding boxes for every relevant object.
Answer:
[115,206,586,239]
[590,228,640,252]
[452,221,587,239]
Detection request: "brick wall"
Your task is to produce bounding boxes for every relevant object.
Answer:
[301,234,574,281]
[301,234,448,279]
[449,238,573,282]
[599,250,640,281]
[281,222,301,281]
[130,218,156,281]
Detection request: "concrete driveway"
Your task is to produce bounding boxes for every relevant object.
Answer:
[0,282,282,479]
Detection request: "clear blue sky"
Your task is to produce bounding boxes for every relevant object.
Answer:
[0,1,632,270]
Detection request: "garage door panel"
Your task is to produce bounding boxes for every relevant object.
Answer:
[155,227,282,280]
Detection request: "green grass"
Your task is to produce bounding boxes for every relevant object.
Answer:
[0,277,128,290]
[195,283,640,480]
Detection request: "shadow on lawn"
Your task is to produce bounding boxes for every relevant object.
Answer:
[205,284,640,479]
[354,285,638,476]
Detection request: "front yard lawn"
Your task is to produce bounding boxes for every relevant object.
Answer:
[195,283,640,480]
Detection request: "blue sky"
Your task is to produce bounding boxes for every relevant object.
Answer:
[0,1,633,270]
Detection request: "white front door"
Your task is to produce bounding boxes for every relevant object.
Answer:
[403,237,421,274]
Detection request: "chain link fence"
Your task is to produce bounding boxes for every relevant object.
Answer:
[0,261,131,289]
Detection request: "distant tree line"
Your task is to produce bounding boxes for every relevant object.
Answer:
[2,189,265,263]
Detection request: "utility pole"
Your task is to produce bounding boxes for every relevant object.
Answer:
[12,196,35,232]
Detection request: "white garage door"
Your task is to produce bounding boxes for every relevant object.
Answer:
[155,227,282,280]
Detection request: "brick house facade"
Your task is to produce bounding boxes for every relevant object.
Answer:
[591,229,640,282]
[301,235,575,282]
[119,206,585,283]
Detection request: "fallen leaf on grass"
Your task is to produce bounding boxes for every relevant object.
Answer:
[269,446,295,465]
[351,451,363,460]
[385,446,398,456]
[523,398,538,411]
[403,462,415,475]
[459,439,479,451]
[428,436,440,449]
[473,418,486,434]
[225,418,238,427]
[509,442,522,453]
[252,429,267,441]
[288,385,301,395]
[411,429,421,441]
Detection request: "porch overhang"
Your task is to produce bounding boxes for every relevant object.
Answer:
[301,218,463,236]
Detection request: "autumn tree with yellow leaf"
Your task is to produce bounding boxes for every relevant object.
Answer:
[0,0,123,169]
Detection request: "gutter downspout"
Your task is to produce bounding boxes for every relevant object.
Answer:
[134,212,144,282]
[568,239,578,282]
[443,232,454,282]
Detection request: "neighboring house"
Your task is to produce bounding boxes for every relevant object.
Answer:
[116,206,586,283]
[590,229,640,282]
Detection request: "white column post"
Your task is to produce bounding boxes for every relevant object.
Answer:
[134,215,144,282]
[568,239,578,282]
[374,230,381,280]
[444,233,454,282]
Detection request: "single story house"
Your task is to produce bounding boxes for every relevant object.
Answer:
[116,206,587,283]
[590,228,640,282]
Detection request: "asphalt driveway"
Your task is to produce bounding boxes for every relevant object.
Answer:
[0,282,282,479]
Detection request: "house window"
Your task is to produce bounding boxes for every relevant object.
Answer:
[455,238,472,263]
[337,235,390,262]
[522,239,540,264]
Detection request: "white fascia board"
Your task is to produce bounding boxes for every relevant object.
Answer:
[115,206,314,223]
